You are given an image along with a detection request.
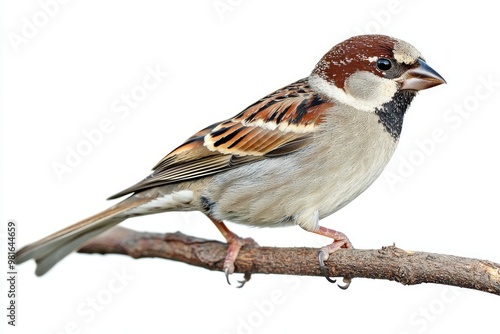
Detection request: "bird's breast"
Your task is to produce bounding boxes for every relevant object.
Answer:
[203,108,398,229]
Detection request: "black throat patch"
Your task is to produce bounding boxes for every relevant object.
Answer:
[374,90,416,141]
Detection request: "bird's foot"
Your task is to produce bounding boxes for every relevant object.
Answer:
[207,215,258,287]
[223,235,258,288]
[315,227,353,289]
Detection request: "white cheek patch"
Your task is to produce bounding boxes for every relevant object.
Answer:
[127,190,194,215]
[309,73,398,113]
[345,71,399,109]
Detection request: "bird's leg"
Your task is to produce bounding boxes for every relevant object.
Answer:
[301,210,353,289]
[207,215,257,287]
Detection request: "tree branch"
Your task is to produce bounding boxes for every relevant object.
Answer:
[78,226,500,295]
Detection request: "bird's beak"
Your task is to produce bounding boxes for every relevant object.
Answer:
[398,59,446,91]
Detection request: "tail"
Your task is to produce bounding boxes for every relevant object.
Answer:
[16,196,151,276]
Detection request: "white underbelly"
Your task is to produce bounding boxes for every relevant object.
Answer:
[205,113,397,229]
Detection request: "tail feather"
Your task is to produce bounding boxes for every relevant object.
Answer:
[34,220,123,276]
[16,196,150,276]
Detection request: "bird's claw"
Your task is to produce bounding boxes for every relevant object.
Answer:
[222,237,256,287]
[208,217,257,288]
[337,278,351,290]
[224,267,232,285]
[224,266,251,288]
[318,248,351,289]
[237,272,252,288]
[318,249,337,283]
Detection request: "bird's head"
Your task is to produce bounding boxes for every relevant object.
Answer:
[309,34,446,113]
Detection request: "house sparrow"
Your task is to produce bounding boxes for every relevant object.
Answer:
[16,34,445,288]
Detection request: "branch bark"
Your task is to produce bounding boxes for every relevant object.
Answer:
[78,226,500,295]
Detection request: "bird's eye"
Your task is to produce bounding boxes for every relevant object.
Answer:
[376,58,392,71]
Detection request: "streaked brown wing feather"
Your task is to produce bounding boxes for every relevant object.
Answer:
[108,78,333,199]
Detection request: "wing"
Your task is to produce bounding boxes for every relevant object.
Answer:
[108,78,334,199]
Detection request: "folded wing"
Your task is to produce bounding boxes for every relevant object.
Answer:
[108,78,333,199]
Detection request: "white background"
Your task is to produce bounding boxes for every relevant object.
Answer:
[1,1,500,333]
